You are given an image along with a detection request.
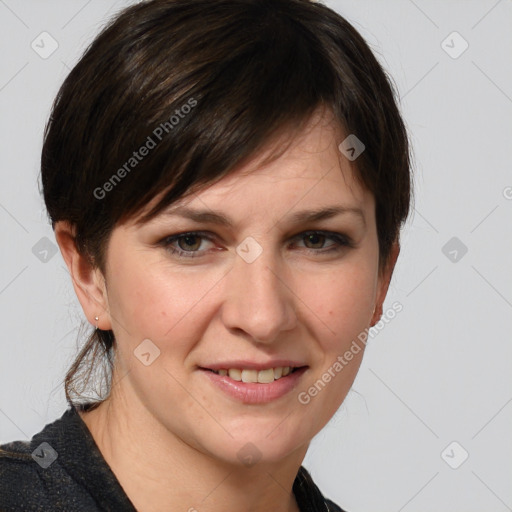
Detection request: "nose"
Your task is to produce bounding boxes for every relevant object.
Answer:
[220,244,297,344]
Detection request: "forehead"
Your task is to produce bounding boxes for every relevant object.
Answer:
[181,111,370,212]
[130,107,373,228]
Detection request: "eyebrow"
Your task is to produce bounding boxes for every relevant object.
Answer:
[288,205,365,226]
[160,205,366,227]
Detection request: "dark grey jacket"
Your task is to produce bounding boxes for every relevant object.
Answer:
[0,405,345,511]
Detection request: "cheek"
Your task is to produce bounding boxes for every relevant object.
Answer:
[290,263,377,436]
[106,252,225,345]
[299,261,378,351]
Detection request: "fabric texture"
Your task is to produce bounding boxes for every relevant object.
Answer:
[0,404,345,511]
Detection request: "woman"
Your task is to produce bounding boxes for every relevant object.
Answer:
[0,0,410,510]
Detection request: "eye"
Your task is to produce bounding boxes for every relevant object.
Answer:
[160,231,216,258]
[175,234,203,251]
[293,231,352,254]
[159,229,353,259]
[303,232,328,249]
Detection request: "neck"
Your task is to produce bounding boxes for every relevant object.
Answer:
[79,389,305,512]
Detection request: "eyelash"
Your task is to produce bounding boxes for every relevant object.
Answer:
[160,230,353,259]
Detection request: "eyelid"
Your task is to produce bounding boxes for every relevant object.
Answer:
[160,230,215,243]
[293,230,352,243]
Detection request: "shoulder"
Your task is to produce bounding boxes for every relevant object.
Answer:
[0,407,103,512]
[325,498,345,512]
[0,441,54,510]
[294,466,348,512]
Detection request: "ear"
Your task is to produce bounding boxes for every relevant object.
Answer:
[54,221,112,331]
[370,240,400,327]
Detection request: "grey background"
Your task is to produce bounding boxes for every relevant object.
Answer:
[1,1,511,511]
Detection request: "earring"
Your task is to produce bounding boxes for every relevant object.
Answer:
[94,316,99,330]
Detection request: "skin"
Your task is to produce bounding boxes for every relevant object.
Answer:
[55,108,399,512]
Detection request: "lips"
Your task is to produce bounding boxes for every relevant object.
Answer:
[199,365,309,403]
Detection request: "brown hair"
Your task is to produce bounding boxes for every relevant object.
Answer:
[41,0,412,408]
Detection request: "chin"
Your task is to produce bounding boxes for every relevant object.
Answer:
[201,417,313,467]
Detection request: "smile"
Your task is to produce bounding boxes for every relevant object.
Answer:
[199,365,308,404]
[207,366,301,383]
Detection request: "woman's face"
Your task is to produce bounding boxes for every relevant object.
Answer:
[95,110,393,466]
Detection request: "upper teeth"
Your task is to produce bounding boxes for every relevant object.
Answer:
[215,367,293,383]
